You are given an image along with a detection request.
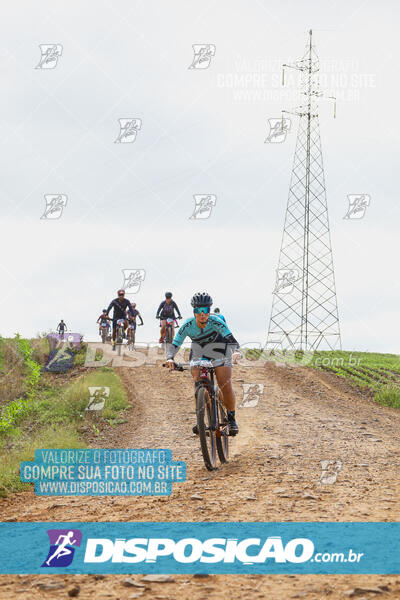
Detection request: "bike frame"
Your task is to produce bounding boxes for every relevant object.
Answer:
[173,360,220,429]
[196,361,218,430]
[116,318,127,343]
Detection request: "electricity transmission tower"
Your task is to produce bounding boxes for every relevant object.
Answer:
[266,30,341,352]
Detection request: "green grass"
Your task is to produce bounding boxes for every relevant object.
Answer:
[44,367,128,423]
[241,347,400,410]
[73,342,103,366]
[0,361,129,496]
[375,385,400,409]
[0,425,84,496]
[311,350,400,409]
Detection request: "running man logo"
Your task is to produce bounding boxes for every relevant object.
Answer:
[41,529,82,568]
[86,386,110,411]
[40,194,67,220]
[239,383,264,408]
[121,269,146,294]
[189,195,217,220]
[115,118,142,143]
[188,44,216,69]
[43,333,82,373]
[35,44,63,69]
[264,118,291,143]
[274,269,299,294]
[343,194,371,220]
[320,459,343,485]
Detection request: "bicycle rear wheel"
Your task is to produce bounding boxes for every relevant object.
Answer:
[165,324,173,343]
[216,389,229,463]
[116,325,123,355]
[196,386,217,471]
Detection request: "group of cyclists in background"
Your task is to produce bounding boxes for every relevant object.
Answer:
[89,290,226,350]
[57,289,240,436]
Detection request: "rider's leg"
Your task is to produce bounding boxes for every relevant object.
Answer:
[190,366,201,434]
[112,321,117,341]
[214,366,235,411]
[190,366,200,382]
[160,319,166,342]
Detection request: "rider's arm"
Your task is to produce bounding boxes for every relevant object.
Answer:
[105,300,114,317]
[165,319,190,360]
[126,301,134,318]
[138,313,144,325]
[156,301,164,318]
[225,333,240,351]
[172,301,182,318]
[211,316,240,350]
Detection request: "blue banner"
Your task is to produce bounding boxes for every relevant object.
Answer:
[20,449,186,496]
[0,522,399,574]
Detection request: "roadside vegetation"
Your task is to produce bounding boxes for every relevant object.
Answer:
[311,350,400,409]
[242,346,400,409]
[0,335,129,496]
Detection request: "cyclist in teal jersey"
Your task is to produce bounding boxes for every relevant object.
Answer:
[165,292,240,435]
[213,307,226,323]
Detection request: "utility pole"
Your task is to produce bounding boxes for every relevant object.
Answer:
[267,30,341,351]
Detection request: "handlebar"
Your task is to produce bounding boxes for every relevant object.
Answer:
[162,362,185,372]
[163,359,215,371]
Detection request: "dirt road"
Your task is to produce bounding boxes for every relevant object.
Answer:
[1,356,400,599]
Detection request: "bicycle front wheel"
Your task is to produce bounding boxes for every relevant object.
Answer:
[165,325,173,343]
[196,386,217,471]
[216,389,229,463]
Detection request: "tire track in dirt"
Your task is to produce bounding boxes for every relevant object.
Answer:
[1,357,400,599]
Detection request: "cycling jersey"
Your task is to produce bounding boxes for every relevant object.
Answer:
[213,312,226,323]
[166,315,239,361]
[106,297,134,321]
[98,315,110,326]
[156,300,182,319]
[127,308,143,325]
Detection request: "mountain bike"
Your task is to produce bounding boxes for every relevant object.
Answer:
[165,317,178,343]
[127,320,143,349]
[99,321,110,344]
[158,317,178,344]
[114,318,127,355]
[164,359,229,470]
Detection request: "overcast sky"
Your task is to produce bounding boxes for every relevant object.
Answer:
[0,0,399,352]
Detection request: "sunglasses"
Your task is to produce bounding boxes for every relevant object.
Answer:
[118,293,125,297]
[194,307,210,314]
